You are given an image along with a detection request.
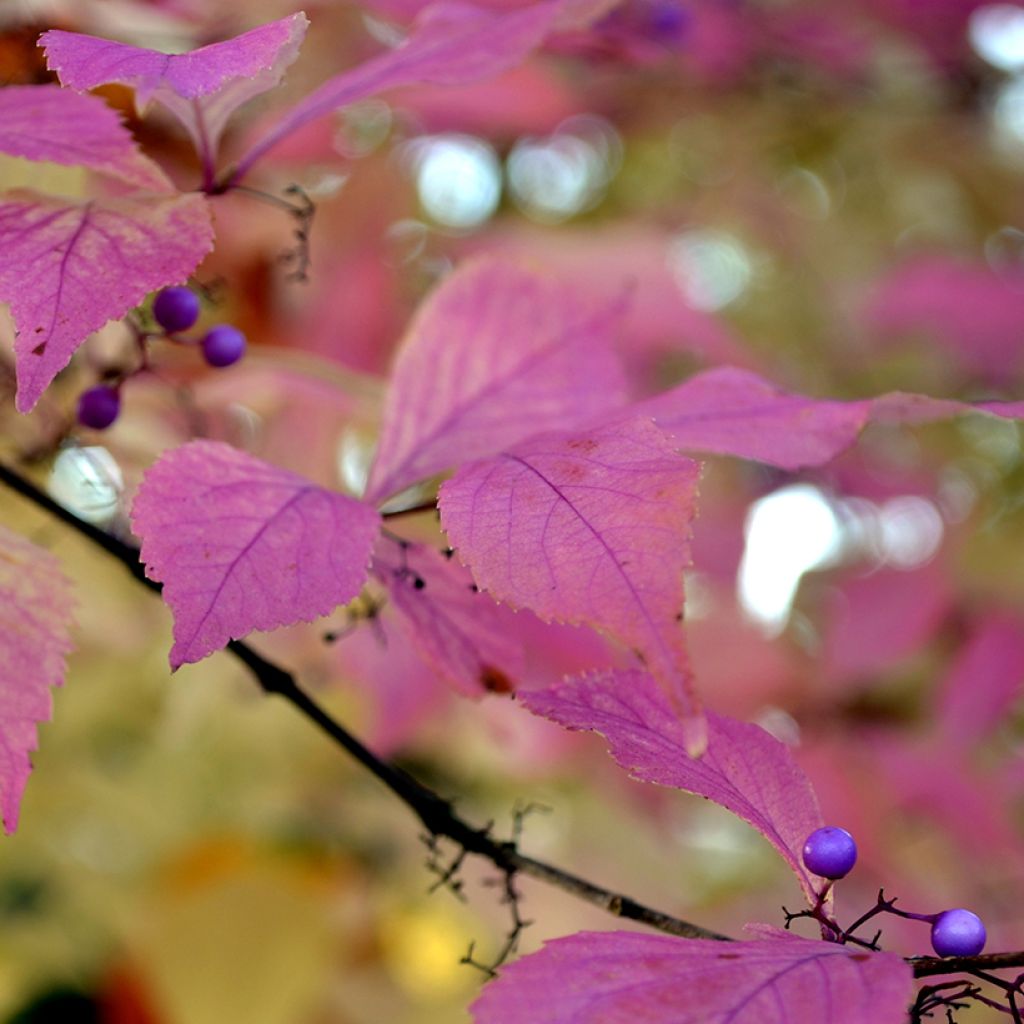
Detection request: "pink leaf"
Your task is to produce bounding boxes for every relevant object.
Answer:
[471,931,912,1024]
[1,190,214,412]
[0,525,75,834]
[366,258,628,503]
[937,613,1024,751]
[870,390,1024,424]
[41,14,309,165]
[439,419,702,741]
[638,366,871,469]
[822,560,953,689]
[372,537,524,696]
[639,366,1024,469]
[521,670,825,898]
[231,2,558,181]
[0,85,172,192]
[130,441,381,669]
[863,257,1024,382]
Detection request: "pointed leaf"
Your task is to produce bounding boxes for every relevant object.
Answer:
[41,14,309,163]
[232,2,558,181]
[520,669,825,899]
[638,366,871,469]
[366,258,628,503]
[1,190,214,412]
[130,441,381,668]
[373,538,524,696]
[639,366,1024,469]
[439,420,702,738]
[0,525,75,834]
[471,931,913,1024]
[0,85,172,192]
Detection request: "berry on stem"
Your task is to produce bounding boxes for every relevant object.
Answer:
[200,325,246,368]
[802,826,857,879]
[76,385,120,430]
[153,286,200,333]
[930,909,986,957]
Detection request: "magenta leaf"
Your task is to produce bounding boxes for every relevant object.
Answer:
[0,525,75,834]
[0,85,172,192]
[130,441,381,669]
[372,538,525,696]
[471,931,912,1024]
[41,13,309,167]
[1,190,214,412]
[870,390,1024,424]
[366,258,628,503]
[231,2,558,182]
[936,613,1024,751]
[637,366,871,470]
[520,669,825,899]
[439,420,702,738]
[638,366,1024,469]
[864,256,1024,382]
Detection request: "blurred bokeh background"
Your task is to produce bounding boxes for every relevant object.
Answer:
[3,0,1024,1020]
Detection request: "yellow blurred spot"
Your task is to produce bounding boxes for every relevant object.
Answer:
[380,905,476,1001]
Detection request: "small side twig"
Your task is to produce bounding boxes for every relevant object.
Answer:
[462,869,531,978]
[229,184,315,283]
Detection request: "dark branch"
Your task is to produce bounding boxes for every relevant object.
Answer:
[912,954,1024,979]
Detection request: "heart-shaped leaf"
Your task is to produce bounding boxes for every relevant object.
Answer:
[131,441,381,668]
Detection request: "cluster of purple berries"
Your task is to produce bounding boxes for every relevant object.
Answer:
[801,827,987,958]
[77,286,246,430]
[154,287,247,367]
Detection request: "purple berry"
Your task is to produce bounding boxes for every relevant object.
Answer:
[647,1,691,40]
[200,325,246,368]
[76,386,120,430]
[153,286,200,333]
[931,909,986,958]
[802,826,858,879]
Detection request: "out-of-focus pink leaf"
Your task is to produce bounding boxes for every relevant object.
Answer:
[231,2,559,181]
[366,258,627,503]
[639,366,1024,469]
[440,420,702,741]
[130,441,381,669]
[395,63,580,137]
[0,526,75,834]
[464,225,749,369]
[864,258,1024,382]
[358,0,615,29]
[372,537,524,696]
[1,191,214,412]
[41,14,309,165]
[822,560,953,689]
[0,85,172,192]
[870,390,1024,424]
[471,930,912,1024]
[937,612,1024,750]
[521,669,824,898]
